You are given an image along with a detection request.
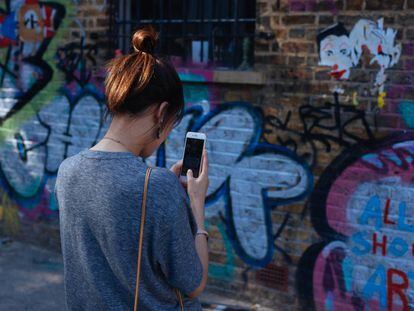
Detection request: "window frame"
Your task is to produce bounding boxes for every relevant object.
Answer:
[108,0,256,70]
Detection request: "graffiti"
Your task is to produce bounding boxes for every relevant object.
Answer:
[0,191,19,235]
[146,102,313,267]
[56,37,99,88]
[399,101,414,129]
[0,0,65,122]
[177,69,219,109]
[0,32,105,221]
[201,302,250,311]
[350,19,401,95]
[206,220,236,281]
[317,18,401,107]
[317,23,354,80]
[264,92,375,168]
[297,133,414,310]
[0,80,312,267]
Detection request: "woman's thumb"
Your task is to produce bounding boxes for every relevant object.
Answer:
[187,169,193,179]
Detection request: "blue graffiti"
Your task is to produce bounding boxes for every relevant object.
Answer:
[399,100,414,129]
[150,102,313,267]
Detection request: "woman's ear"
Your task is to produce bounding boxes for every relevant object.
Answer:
[155,101,169,124]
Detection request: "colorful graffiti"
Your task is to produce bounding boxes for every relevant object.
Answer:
[317,18,401,108]
[0,21,105,222]
[146,102,313,267]
[399,100,414,129]
[170,71,313,268]
[0,0,65,122]
[297,133,414,311]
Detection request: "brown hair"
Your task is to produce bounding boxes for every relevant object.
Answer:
[104,26,184,127]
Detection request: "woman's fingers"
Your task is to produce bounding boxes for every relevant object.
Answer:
[200,148,208,177]
[169,159,183,176]
[187,169,194,180]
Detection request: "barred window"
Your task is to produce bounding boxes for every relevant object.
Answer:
[109,0,256,69]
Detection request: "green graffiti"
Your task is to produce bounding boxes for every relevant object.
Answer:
[0,0,75,143]
[399,100,414,129]
[178,73,210,104]
[207,221,235,281]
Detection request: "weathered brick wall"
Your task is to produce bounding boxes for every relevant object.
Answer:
[251,0,414,310]
[1,0,414,310]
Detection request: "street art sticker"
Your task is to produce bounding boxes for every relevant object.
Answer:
[146,102,313,267]
[297,134,414,311]
[317,18,401,108]
[0,0,65,122]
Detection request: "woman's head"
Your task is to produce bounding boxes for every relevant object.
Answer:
[104,26,184,156]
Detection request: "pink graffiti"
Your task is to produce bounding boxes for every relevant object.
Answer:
[309,138,414,311]
[18,188,58,221]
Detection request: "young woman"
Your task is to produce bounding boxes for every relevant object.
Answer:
[55,26,209,310]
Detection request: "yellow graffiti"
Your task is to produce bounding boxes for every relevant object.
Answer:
[0,193,20,236]
[352,92,359,106]
[378,91,386,109]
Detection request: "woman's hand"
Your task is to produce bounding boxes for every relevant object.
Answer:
[186,149,209,229]
[169,159,187,189]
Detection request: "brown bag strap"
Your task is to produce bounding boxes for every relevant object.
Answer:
[134,167,152,311]
[174,288,184,310]
[133,167,184,311]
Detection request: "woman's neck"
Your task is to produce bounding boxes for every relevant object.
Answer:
[91,114,154,157]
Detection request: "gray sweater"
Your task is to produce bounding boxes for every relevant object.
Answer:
[55,149,203,310]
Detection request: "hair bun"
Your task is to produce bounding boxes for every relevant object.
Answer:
[132,26,158,54]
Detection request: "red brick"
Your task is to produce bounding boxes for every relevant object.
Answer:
[319,15,335,25]
[281,42,315,54]
[366,0,404,9]
[282,15,316,25]
[365,0,381,9]
[316,0,344,11]
[289,28,306,38]
[345,0,363,10]
[381,0,405,9]
[406,28,414,40]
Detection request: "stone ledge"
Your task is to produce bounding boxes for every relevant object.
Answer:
[177,68,267,85]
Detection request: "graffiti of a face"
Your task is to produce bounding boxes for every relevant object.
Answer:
[317,23,354,80]
[319,35,353,80]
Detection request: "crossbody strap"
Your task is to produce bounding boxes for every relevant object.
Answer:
[134,167,152,311]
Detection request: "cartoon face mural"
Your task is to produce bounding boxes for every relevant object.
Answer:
[317,18,401,107]
[317,23,354,80]
[350,18,401,93]
[297,134,414,311]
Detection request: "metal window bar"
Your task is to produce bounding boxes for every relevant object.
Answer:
[109,0,256,69]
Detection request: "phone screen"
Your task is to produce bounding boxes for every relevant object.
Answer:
[181,137,204,178]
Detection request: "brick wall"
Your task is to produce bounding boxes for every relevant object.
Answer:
[252,0,414,310]
[0,0,413,310]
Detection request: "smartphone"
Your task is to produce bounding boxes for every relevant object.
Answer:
[180,132,206,179]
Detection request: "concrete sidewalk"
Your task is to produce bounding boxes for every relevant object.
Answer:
[0,238,264,311]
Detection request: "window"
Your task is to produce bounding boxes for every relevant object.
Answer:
[109,0,256,69]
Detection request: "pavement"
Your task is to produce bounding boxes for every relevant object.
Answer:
[0,238,265,311]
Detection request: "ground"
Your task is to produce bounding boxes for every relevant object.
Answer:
[0,238,269,311]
